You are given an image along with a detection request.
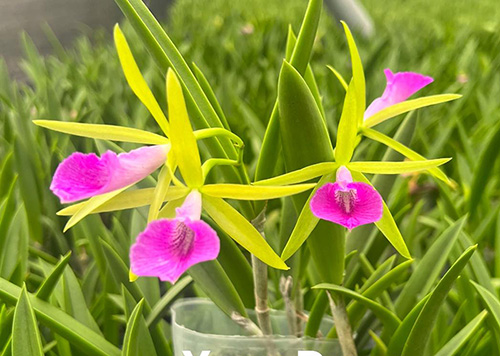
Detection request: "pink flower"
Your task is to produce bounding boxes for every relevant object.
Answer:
[364,69,433,119]
[50,145,168,203]
[310,166,383,230]
[130,191,220,283]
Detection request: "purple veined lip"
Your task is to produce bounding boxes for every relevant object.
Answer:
[310,166,383,230]
[50,144,169,203]
[364,69,433,120]
[130,191,220,283]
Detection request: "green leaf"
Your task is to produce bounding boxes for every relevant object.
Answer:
[253,162,337,186]
[361,127,451,185]
[288,0,322,75]
[12,286,44,356]
[348,260,413,329]
[281,173,335,261]
[351,171,411,259]
[122,300,157,356]
[202,195,287,270]
[255,0,323,182]
[0,278,120,355]
[472,282,500,335]
[395,217,466,318]
[57,186,189,216]
[36,252,72,301]
[363,94,461,128]
[313,284,401,333]
[469,121,500,218]
[146,276,192,327]
[434,310,488,356]
[278,61,334,169]
[114,25,169,136]
[401,245,477,356]
[167,69,203,187]
[33,120,169,145]
[188,261,247,318]
[341,21,365,124]
[335,80,358,164]
[347,158,450,174]
[200,183,315,200]
[386,295,430,356]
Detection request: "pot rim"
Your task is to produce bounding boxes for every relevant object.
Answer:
[171,297,338,343]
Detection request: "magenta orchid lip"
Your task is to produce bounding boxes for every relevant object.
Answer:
[310,166,383,230]
[130,191,220,283]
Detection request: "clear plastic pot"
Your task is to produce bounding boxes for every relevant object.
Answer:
[171,298,341,356]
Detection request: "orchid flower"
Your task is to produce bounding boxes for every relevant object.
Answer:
[130,190,220,283]
[37,25,324,278]
[310,166,383,230]
[363,69,433,120]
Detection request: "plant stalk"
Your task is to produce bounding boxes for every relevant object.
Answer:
[327,292,357,356]
[251,209,273,336]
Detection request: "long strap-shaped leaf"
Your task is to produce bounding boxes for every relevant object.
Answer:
[395,218,466,318]
[401,245,477,356]
[202,195,287,270]
[114,25,170,136]
[351,171,411,259]
[363,94,461,128]
[434,310,487,356]
[0,278,121,356]
[12,286,44,356]
[313,284,401,334]
[255,0,322,182]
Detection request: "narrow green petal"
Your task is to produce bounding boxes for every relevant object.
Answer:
[364,94,462,128]
[57,186,189,216]
[361,127,452,185]
[33,120,169,145]
[347,159,450,174]
[202,195,288,270]
[335,80,358,164]
[327,65,348,91]
[63,186,130,232]
[281,173,335,261]
[166,69,203,187]
[147,165,172,222]
[114,25,170,136]
[351,171,411,259]
[341,21,366,124]
[200,183,316,200]
[253,162,337,186]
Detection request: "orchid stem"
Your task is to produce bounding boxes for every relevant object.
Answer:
[327,291,357,356]
[251,209,273,336]
[280,275,298,336]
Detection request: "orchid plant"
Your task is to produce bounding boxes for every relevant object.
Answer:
[30,0,467,354]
